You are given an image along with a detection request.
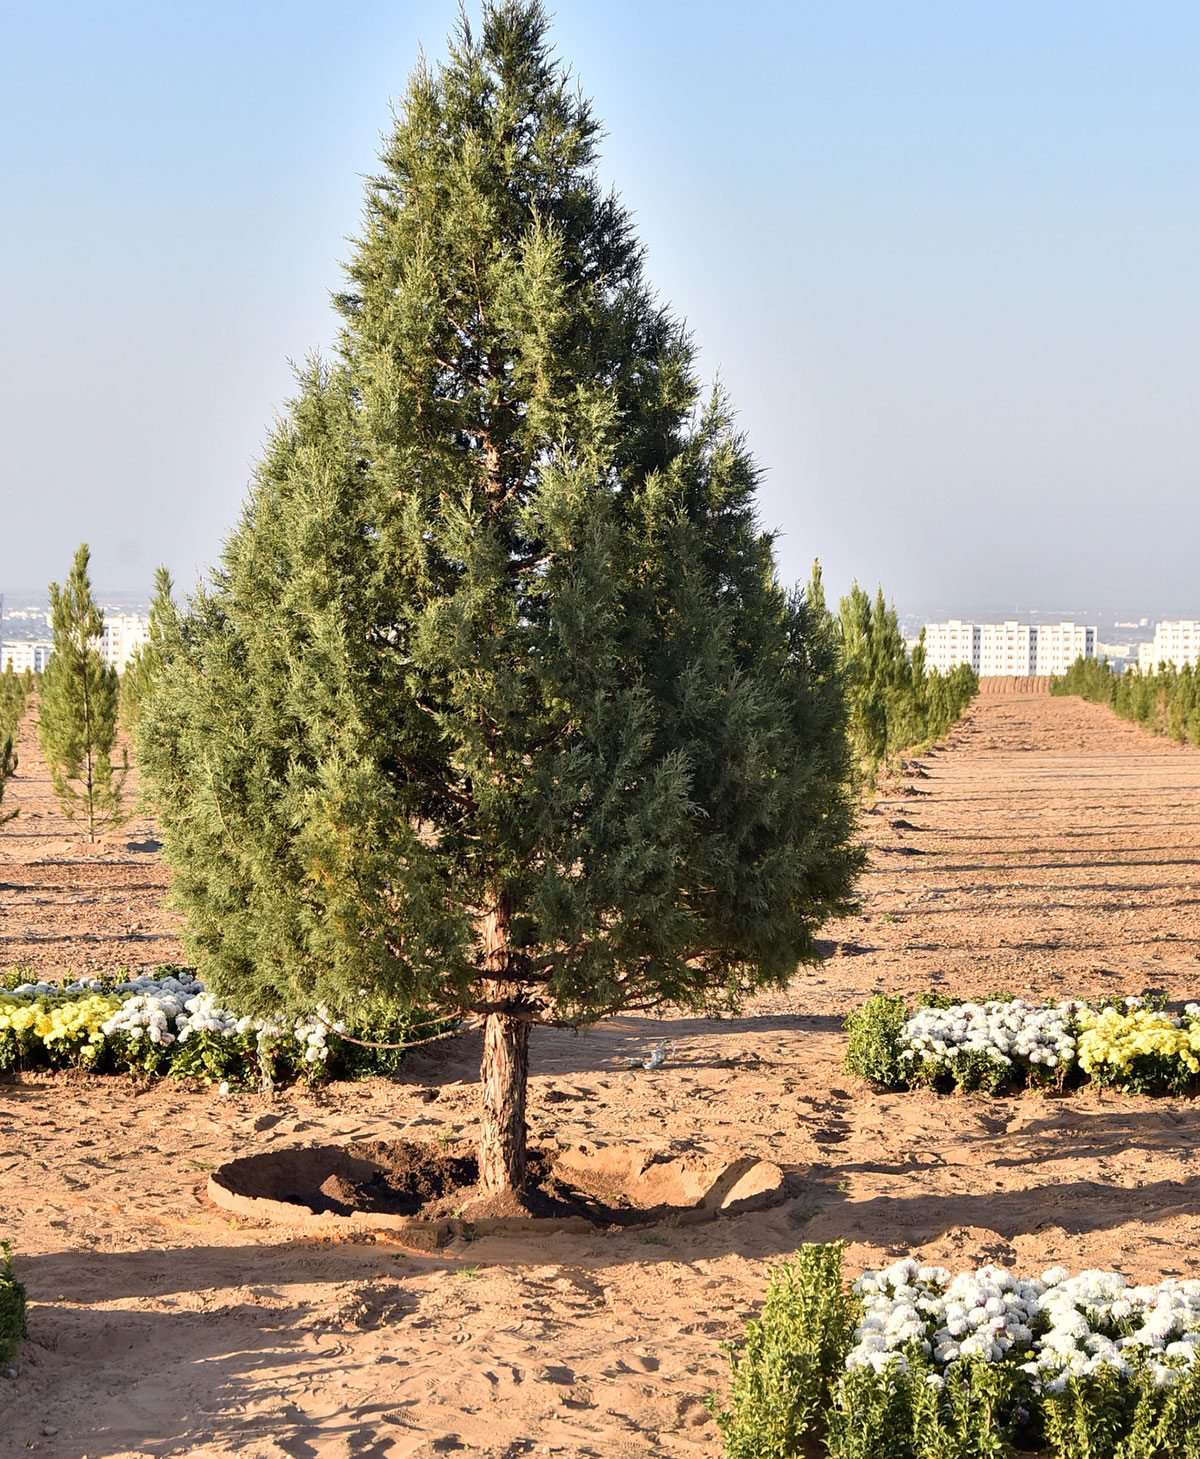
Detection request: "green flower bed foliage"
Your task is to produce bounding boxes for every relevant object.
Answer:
[1043,1366,1200,1459]
[828,1352,1027,1459]
[714,1244,1200,1459]
[843,993,909,1088]
[0,1243,27,1367]
[712,1243,857,1459]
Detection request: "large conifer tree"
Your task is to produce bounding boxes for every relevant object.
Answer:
[139,2,861,1197]
[39,544,126,842]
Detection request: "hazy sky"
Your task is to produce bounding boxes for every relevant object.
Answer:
[2,2,1197,616]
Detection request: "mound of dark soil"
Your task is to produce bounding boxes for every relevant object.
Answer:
[340,1140,623,1223]
[213,1138,788,1229]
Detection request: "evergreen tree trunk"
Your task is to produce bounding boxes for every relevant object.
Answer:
[83,681,96,843]
[478,903,529,1195]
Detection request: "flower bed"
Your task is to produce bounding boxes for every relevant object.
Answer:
[0,966,442,1086]
[714,1243,1200,1459]
[845,991,1200,1096]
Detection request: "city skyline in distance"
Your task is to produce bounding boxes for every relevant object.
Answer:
[3,589,1193,656]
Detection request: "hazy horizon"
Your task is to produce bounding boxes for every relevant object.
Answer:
[3,2,1198,612]
[3,588,1191,634]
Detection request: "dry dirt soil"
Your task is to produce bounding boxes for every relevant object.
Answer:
[2,689,1200,1459]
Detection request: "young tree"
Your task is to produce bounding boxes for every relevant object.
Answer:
[38,544,126,842]
[0,665,28,827]
[139,1,862,1199]
[838,582,888,769]
[120,566,179,736]
[0,734,16,827]
[837,588,976,777]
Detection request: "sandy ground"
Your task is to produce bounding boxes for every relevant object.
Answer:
[0,712,182,979]
[2,690,1200,1458]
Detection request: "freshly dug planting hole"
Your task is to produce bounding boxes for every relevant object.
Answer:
[208,1140,787,1233]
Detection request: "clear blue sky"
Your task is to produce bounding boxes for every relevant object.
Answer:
[2,1,1197,617]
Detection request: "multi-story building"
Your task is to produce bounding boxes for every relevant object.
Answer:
[0,642,53,673]
[921,620,980,675]
[0,614,148,675]
[1033,622,1097,675]
[978,621,1036,676]
[100,613,150,672]
[921,620,1097,676]
[1138,621,1200,672]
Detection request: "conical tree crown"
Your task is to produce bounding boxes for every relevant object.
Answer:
[39,543,125,840]
[121,565,179,736]
[140,1,861,1026]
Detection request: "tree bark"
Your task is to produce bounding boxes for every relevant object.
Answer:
[477,902,529,1195]
[479,991,529,1195]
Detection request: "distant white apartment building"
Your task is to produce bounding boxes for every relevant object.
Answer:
[1032,622,1098,675]
[0,614,149,675]
[922,620,980,674]
[1138,620,1200,672]
[100,613,150,672]
[978,621,1036,675]
[921,620,1097,676]
[0,641,53,673]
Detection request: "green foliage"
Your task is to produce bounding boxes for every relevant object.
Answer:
[714,1248,1200,1459]
[136,0,862,1166]
[0,663,29,826]
[843,993,910,1088]
[929,1050,1012,1095]
[0,732,16,828]
[0,663,28,738]
[0,1242,26,1366]
[120,566,179,739]
[837,586,977,779]
[1041,1366,1141,1459]
[37,543,127,841]
[1086,1051,1193,1098]
[827,1354,1026,1459]
[712,1242,857,1458]
[1050,655,1119,706]
[1110,1363,1200,1459]
[1052,656,1200,748]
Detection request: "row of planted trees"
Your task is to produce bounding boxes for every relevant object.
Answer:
[0,548,178,841]
[1051,656,1200,746]
[833,579,978,779]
